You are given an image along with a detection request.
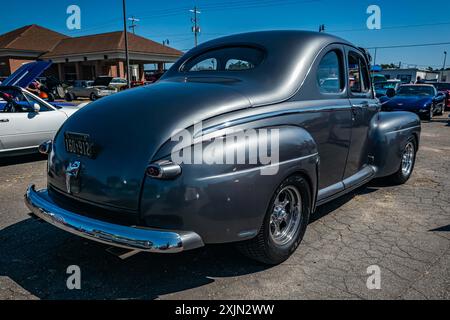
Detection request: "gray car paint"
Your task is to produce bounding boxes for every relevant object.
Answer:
[45,31,421,244]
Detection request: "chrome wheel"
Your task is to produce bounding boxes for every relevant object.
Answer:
[269,186,302,246]
[401,142,415,177]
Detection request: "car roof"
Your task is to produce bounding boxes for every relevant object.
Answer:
[164,30,358,106]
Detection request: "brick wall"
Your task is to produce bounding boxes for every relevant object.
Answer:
[8,58,36,74]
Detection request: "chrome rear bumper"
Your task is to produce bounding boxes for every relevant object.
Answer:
[24,185,204,253]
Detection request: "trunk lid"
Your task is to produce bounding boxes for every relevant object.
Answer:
[1,61,52,88]
[48,80,251,211]
[93,76,113,87]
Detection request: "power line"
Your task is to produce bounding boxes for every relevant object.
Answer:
[366,42,450,50]
[330,21,450,33]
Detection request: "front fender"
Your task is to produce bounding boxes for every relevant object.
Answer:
[140,125,318,244]
[371,111,421,178]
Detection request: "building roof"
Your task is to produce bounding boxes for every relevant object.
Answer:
[0,25,182,60]
[0,24,68,53]
[42,31,182,59]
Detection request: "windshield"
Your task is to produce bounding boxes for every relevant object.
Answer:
[374,82,397,90]
[397,86,435,96]
[180,46,265,73]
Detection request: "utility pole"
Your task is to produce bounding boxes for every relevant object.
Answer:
[443,51,448,70]
[373,48,378,66]
[162,40,170,71]
[442,51,447,82]
[122,0,131,88]
[190,6,201,47]
[128,16,140,34]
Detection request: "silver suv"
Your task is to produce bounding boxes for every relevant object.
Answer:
[65,77,117,101]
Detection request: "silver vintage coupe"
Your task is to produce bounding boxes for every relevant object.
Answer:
[26,31,421,264]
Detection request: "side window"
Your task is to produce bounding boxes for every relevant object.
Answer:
[348,52,372,94]
[24,92,52,112]
[189,58,218,72]
[348,53,362,93]
[317,51,343,94]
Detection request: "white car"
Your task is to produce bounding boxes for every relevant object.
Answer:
[0,86,80,157]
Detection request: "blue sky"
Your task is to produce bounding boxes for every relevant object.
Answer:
[2,0,450,69]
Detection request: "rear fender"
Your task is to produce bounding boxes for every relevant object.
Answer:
[141,124,319,244]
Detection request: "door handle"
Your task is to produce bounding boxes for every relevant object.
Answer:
[0,119,9,123]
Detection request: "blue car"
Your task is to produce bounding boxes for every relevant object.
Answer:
[381,84,446,120]
[374,80,401,98]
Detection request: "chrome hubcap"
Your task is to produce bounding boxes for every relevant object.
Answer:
[401,142,415,176]
[269,186,302,246]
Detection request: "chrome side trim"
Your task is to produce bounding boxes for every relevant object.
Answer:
[198,104,351,137]
[25,185,204,253]
[197,153,319,181]
[385,125,421,135]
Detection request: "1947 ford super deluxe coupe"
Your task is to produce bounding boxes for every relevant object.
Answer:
[25,31,421,264]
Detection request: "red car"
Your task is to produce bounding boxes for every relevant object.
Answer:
[432,83,450,110]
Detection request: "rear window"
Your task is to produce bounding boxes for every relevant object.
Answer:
[180,46,265,72]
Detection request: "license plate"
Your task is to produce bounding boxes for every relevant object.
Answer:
[64,132,94,158]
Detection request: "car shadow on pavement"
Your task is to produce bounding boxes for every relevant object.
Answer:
[0,154,46,167]
[310,185,378,223]
[0,218,271,300]
[430,225,450,232]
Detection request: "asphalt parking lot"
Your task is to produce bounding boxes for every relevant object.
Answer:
[0,114,449,300]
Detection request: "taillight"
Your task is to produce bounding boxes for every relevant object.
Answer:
[146,161,182,180]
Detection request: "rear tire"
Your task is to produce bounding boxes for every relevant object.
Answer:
[65,92,73,101]
[237,175,311,265]
[90,93,98,101]
[385,136,417,185]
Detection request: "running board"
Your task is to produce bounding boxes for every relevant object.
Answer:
[317,165,375,206]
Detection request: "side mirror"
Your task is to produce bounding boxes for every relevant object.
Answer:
[386,88,396,98]
[32,103,40,113]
